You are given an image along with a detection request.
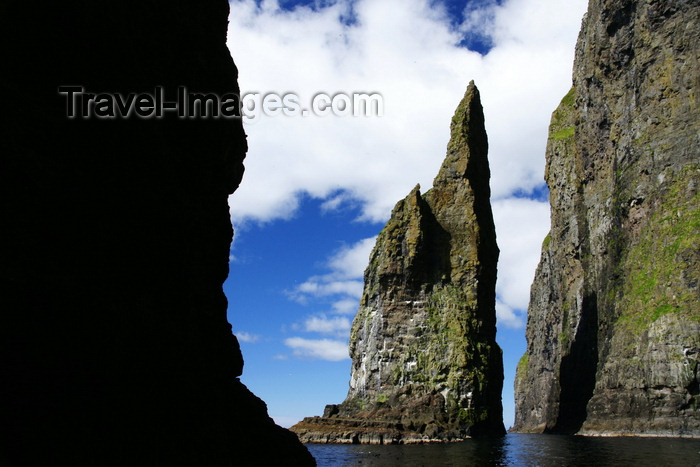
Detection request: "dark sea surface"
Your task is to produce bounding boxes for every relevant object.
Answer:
[306,433,700,466]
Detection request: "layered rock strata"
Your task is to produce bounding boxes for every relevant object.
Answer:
[0,2,314,465]
[291,82,505,444]
[513,0,699,436]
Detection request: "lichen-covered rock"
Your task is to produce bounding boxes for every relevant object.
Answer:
[0,2,314,465]
[291,82,505,443]
[513,0,699,436]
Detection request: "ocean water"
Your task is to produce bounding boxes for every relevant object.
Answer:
[306,433,700,466]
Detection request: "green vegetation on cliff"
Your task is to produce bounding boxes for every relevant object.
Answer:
[549,87,576,141]
[514,353,529,389]
[617,166,700,330]
[515,0,700,436]
[388,283,495,424]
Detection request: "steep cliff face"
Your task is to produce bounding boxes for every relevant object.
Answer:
[514,0,699,436]
[291,82,505,444]
[0,2,314,465]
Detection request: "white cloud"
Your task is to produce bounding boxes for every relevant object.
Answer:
[283,238,373,346]
[284,337,350,361]
[496,299,525,330]
[227,0,587,225]
[296,278,363,298]
[289,236,375,310]
[327,237,376,279]
[226,0,586,329]
[331,298,359,315]
[304,314,351,336]
[492,197,551,325]
[235,331,261,343]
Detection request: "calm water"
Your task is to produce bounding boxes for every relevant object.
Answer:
[306,433,700,466]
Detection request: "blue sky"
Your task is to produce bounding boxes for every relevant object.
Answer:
[224,0,588,429]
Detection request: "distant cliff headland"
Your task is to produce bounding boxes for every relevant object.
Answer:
[513,0,699,435]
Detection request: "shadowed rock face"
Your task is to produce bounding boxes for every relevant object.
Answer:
[513,0,699,436]
[291,82,505,444]
[0,2,314,465]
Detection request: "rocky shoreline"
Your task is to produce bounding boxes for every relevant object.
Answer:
[293,411,466,444]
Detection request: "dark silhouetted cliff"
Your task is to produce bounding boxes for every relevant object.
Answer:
[0,2,314,465]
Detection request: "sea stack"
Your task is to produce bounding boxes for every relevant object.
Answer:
[291,82,505,443]
[513,0,699,435]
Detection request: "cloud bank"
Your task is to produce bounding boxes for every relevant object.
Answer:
[226,0,588,332]
[285,337,351,361]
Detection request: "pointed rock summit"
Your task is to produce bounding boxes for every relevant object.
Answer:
[291,82,505,443]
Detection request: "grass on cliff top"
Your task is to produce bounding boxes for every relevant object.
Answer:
[560,87,576,108]
[542,232,551,250]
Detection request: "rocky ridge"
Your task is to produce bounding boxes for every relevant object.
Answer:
[513,0,699,436]
[291,82,505,444]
